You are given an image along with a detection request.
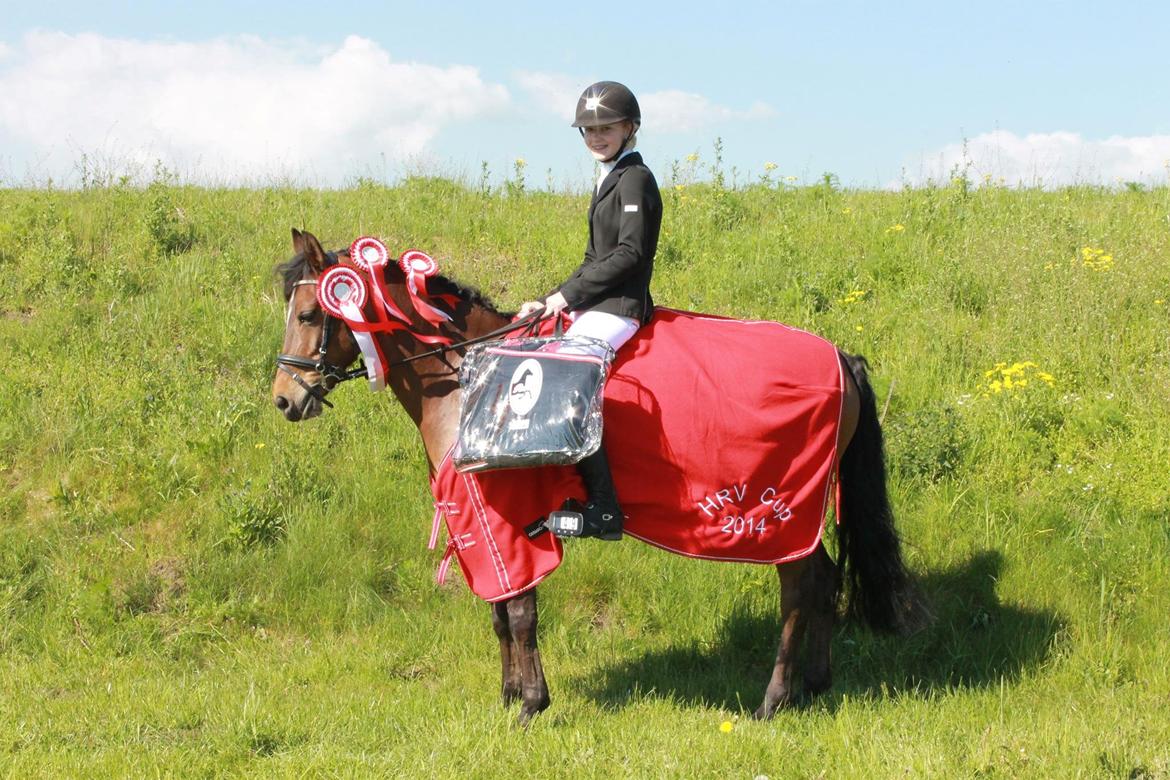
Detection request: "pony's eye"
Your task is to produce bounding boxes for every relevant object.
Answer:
[297,310,318,324]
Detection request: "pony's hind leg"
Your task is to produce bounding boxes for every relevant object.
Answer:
[754,543,839,719]
[491,601,522,706]
[799,543,840,697]
[505,588,551,725]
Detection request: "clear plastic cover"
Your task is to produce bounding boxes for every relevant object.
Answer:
[454,336,614,473]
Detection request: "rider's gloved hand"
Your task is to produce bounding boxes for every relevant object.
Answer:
[518,292,568,320]
[517,300,545,319]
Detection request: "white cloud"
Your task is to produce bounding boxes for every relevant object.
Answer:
[639,90,776,133]
[515,73,777,134]
[909,130,1170,187]
[0,32,509,184]
[514,70,582,123]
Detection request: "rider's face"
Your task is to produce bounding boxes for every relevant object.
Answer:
[583,121,631,161]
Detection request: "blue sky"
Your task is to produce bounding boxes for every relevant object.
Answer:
[2,1,1168,188]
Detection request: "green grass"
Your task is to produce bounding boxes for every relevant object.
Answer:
[1,173,1168,777]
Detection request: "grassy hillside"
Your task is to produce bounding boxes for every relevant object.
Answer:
[1,174,1168,777]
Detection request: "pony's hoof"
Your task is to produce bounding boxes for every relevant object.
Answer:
[752,701,779,720]
[516,697,550,727]
[516,707,543,727]
[753,691,797,720]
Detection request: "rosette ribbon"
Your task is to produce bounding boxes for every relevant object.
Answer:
[316,266,388,391]
[399,249,461,327]
[349,238,454,347]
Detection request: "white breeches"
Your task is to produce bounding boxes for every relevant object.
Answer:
[565,310,641,358]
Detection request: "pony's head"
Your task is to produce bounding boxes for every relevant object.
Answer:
[271,228,361,421]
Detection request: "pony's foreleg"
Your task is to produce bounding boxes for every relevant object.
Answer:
[505,588,550,725]
[491,601,522,706]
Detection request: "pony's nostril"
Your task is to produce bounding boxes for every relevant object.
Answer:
[274,395,290,411]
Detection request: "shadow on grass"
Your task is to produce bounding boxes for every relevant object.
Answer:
[579,550,1064,712]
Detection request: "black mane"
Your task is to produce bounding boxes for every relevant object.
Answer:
[275,250,511,318]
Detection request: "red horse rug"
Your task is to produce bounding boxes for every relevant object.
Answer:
[429,308,845,602]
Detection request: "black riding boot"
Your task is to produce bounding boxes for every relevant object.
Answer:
[547,447,624,541]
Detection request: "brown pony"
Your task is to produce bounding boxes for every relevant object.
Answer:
[272,229,916,724]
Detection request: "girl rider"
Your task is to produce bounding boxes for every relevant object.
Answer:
[518,81,663,542]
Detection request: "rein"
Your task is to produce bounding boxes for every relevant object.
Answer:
[275,249,545,407]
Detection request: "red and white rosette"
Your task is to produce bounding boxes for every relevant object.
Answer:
[317,266,367,317]
[400,248,438,278]
[399,249,453,326]
[350,236,390,271]
[316,266,386,391]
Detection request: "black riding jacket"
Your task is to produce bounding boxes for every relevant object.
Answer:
[555,152,661,324]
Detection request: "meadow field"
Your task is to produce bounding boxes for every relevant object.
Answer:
[1,165,1168,777]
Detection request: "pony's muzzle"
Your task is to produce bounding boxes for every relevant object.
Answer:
[273,386,324,422]
[273,391,305,421]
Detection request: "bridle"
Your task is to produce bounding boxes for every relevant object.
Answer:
[275,278,363,408]
[275,252,545,409]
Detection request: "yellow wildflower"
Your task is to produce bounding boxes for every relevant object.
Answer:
[981,361,1055,397]
[686,152,700,163]
[885,223,905,234]
[842,207,853,215]
[840,289,869,305]
[785,175,798,182]
[1079,246,1114,271]
[764,161,778,172]
[255,442,266,449]
[719,721,734,733]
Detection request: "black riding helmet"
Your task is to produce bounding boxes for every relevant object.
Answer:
[572,81,641,162]
[572,81,641,128]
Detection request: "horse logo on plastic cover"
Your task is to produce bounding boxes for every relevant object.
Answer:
[508,358,543,418]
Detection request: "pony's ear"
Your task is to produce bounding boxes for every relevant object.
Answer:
[295,229,329,273]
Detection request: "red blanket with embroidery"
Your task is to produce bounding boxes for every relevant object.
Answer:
[430,308,844,602]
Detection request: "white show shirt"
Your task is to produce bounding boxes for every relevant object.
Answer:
[596,149,635,193]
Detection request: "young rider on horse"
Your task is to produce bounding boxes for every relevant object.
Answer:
[518,80,663,542]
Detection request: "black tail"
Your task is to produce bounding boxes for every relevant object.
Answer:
[836,352,914,633]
